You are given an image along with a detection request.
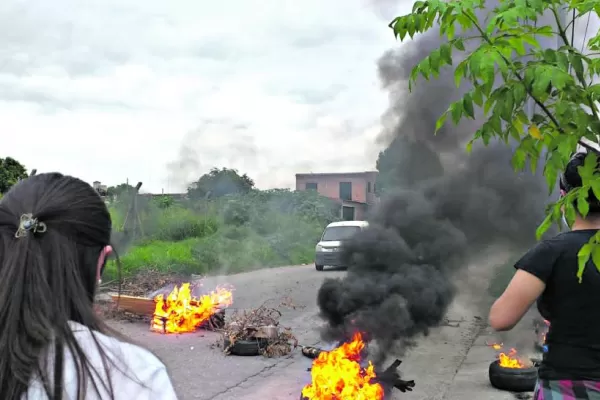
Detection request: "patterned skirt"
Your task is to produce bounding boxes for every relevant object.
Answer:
[534,379,600,399]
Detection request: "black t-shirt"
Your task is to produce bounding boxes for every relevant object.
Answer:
[515,229,600,380]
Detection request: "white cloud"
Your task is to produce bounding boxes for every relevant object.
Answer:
[0,0,414,192]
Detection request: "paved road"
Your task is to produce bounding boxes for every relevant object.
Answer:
[108,262,508,400]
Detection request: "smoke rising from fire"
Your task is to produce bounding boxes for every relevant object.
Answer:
[316,16,551,361]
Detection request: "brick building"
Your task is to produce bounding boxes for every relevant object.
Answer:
[295,171,378,221]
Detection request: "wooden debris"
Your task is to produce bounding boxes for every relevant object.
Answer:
[218,300,298,357]
[375,359,416,393]
[110,294,155,316]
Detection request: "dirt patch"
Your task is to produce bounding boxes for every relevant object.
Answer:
[95,302,150,323]
[102,268,191,297]
[97,268,191,322]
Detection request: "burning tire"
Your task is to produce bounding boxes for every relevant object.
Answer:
[223,337,268,356]
[488,360,538,392]
[200,310,226,331]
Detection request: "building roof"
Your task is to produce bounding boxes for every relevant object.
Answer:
[295,171,378,178]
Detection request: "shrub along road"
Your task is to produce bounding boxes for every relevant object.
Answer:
[108,264,502,400]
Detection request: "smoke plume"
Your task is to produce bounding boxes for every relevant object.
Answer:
[316,18,552,362]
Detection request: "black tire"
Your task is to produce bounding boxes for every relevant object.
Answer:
[223,337,268,356]
[488,360,538,392]
[315,264,324,271]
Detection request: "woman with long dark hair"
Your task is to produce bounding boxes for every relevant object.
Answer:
[0,173,177,399]
[489,152,600,399]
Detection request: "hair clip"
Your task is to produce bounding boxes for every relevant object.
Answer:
[15,213,47,238]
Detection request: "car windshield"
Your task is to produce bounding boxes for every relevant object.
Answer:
[321,226,361,241]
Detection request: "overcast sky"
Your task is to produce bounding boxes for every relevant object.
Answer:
[0,0,411,193]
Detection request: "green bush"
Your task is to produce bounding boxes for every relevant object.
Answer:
[151,207,219,241]
[107,188,338,277]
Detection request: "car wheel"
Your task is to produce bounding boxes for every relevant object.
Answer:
[315,264,324,271]
[488,360,538,392]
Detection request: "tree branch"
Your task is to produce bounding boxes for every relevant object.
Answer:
[462,11,594,153]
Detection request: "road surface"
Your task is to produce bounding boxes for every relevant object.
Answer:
[108,263,508,400]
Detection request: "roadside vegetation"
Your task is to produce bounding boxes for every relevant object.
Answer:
[104,168,340,278]
[0,162,340,278]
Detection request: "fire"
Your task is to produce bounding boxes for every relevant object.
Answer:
[498,348,526,368]
[542,319,550,344]
[301,332,384,400]
[151,283,233,334]
[488,342,526,369]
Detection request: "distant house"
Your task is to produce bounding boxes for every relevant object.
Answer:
[92,181,108,196]
[295,171,378,221]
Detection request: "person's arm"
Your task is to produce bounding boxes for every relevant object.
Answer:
[489,242,555,331]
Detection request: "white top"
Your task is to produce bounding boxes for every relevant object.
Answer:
[26,321,178,400]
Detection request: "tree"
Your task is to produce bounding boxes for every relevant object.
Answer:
[187,168,254,200]
[389,0,600,280]
[0,157,28,193]
[106,183,135,198]
[376,136,444,193]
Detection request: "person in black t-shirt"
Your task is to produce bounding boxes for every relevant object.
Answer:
[489,152,600,399]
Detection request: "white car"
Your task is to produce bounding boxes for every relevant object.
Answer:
[314,220,368,271]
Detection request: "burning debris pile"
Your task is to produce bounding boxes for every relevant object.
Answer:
[301,333,414,400]
[152,282,234,334]
[219,302,298,357]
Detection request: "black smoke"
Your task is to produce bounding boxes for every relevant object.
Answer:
[316,19,552,362]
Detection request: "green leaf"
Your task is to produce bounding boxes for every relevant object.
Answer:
[566,203,577,225]
[463,93,475,118]
[577,243,593,283]
[512,83,526,106]
[508,37,527,56]
[591,181,600,200]
[532,73,552,97]
[592,245,600,276]
[536,213,553,240]
[500,94,514,122]
[466,139,474,153]
[569,52,586,83]
[472,87,483,106]
[544,164,558,194]
[454,61,467,87]
[435,112,448,132]
[449,101,463,123]
[579,152,598,181]
[453,38,465,51]
[511,147,527,170]
[535,25,553,36]
[440,43,453,65]
[550,69,572,91]
[577,188,590,217]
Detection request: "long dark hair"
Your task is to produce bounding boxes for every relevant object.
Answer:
[0,173,127,399]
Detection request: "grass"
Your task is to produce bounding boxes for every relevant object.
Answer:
[104,199,325,279]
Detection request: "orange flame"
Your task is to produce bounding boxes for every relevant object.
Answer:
[301,332,384,400]
[488,343,526,369]
[151,283,233,334]
[543,320,550,344]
